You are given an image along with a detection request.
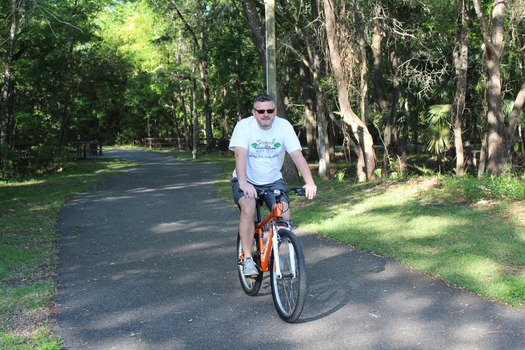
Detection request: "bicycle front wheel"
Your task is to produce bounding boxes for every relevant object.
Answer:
[237,232,263,296]
[270,228,307,323]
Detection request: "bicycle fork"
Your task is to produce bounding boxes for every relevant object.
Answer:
[255,213,297,279]
[271,222,297,279]
[257,221,285,276]
[271,224,282,278]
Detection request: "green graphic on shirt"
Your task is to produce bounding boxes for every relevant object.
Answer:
[251,140,281,151]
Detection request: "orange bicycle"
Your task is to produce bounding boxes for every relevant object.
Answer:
[237,187,307,323]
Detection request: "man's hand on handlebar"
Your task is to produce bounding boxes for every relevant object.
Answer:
[302,183,317,200]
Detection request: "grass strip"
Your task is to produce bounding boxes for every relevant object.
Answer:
[293,178,525,309]
[0,157,134,349]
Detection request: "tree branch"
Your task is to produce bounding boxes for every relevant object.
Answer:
[472,0,496,58]
[169,0,200,50]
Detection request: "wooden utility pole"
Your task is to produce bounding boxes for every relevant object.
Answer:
[265,0,276,98]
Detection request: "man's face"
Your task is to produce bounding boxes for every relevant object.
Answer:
[252,101,276,130]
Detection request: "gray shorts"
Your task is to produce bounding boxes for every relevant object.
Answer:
[231,178,289,210]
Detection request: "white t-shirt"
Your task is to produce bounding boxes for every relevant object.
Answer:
[229,116,302,185]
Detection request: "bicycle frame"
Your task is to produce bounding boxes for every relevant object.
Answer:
[254,190,294,278]
[237,187,307,322]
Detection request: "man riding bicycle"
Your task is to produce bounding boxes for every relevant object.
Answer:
[229,94,317,276]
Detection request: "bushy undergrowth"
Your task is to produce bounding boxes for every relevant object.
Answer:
[1,145,76,181]
[441,174,525,203]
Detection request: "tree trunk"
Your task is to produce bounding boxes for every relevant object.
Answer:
[239,0,267,76]
[478,132,488,178]
[473,0,507,176]
[199,56,213,150]
[1,0,18,147]
[453,0,469,177]
[505,82,525,161]
[299,64,318,161]
[171,2,213,151]
[518,124,525,154]
[354,0,368,123]
[191,74,198,159]
[58,39,74,146]
[371,19,389,113]
[179,84,190,149]
[323,0,376,181]
[383,50,399,176]
[170,101,182,149]
[265,0,277,97]
[304,98,317,161]
[312,0,329,179]
[232,25,244,123]
[197,26,212,150]
[371,14,390,177]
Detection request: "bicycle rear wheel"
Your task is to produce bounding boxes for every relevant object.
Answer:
[237,232,263,296]
[270,228,307,323]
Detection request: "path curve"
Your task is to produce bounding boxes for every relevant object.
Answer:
[56,149,525,349]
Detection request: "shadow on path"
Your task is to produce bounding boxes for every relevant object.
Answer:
[56,149,525,350]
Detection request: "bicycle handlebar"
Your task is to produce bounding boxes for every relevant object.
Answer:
[237,187,305,199]
[256,187,305,199]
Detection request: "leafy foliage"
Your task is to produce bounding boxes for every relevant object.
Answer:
[442,174,525,203]
[1,0,525,179]
[424,104,452,156]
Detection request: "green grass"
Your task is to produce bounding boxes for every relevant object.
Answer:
[289,178,525,308]
[0,157,134,349]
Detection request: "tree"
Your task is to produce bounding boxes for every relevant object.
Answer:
[323,0,376,181]
[473,0,525,175]
[279,0,331,178]
[311,0,330,178]
[1,0,31,148]
[168,0,217,151]
[452,0,469,176]
[474,0,507,176]
[4,0,525,181]
[2,0,115,147]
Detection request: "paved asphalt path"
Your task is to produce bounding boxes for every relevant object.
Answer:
[56,149,525,350]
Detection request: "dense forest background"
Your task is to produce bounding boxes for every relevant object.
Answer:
[1,0,524,181]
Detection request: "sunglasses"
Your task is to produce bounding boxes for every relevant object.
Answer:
[255,109,275,114]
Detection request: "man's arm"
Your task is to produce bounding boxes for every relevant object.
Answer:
[289,149,317,199]
[234,147,257,199]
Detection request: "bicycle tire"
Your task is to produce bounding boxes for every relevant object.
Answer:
[270,228,307,322]
[237,232,263,296]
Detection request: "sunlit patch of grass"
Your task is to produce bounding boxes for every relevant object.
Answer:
[293,177,525,309]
